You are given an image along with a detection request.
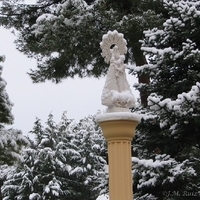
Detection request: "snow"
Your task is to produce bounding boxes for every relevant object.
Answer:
[138,176,157,188]
[111,90,135,108]
[92,144,100,150]
[132,156,172,168]
[36,14,56,23]
[127,63,151,73]
[29,193,40,200]
[133,153,197,189]
[163,17,185,28]
[69,166,84,175]
[44,186,50,193]
[96,194,109,200]
[141,46,173,56]
[148,82,200,118]
[0,128,29,162]
[100,31,136,113]
[169,160,197,177]
[96,112,141,123]
[87,164,92,170]
[147,82,200,130]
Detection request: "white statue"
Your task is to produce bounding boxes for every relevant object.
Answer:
[100,30,135,113]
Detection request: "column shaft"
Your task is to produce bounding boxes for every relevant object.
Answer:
[108,140,133,200]
[97,119,138,200]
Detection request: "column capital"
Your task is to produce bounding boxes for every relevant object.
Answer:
[96,112,140,141]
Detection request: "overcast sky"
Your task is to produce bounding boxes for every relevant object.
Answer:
[0,27,138,136]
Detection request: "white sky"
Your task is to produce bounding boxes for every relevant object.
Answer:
[0,27,139,136]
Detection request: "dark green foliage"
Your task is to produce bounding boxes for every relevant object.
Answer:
[0,0,164,83]
[2,113,107,200]
[133,0,200,199]
[0,57,14,124]
[0,56,29,166]
[0,128,29,165]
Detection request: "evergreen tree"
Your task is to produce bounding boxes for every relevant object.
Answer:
[2,113,107,200]
[133,0,200,199]
[0,55,29,199]
[0,55,13,125]
[0,128,29,165]
[0,55,29,165]
[69,114,108,197]
[0,0,166,105]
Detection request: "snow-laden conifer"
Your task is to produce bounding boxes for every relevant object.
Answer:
[0,55,13,124]
[132,0,200,199]
[2,113,107,200]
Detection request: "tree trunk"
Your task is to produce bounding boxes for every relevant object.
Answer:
[0,179,3,200]
[133,45,150,107]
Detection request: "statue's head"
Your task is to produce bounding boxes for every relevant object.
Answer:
[100,30,127,64]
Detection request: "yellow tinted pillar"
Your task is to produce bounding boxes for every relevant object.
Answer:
[97,115,139,200]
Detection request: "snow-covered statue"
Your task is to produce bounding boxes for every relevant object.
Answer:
[100,30,135,113]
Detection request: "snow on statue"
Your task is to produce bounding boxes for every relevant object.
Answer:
[100,30,135,113]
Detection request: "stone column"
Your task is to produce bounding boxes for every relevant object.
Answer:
[97,30,140,200]
[96,114,139,200]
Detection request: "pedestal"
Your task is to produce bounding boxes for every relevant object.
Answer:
[96,113,140,200]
